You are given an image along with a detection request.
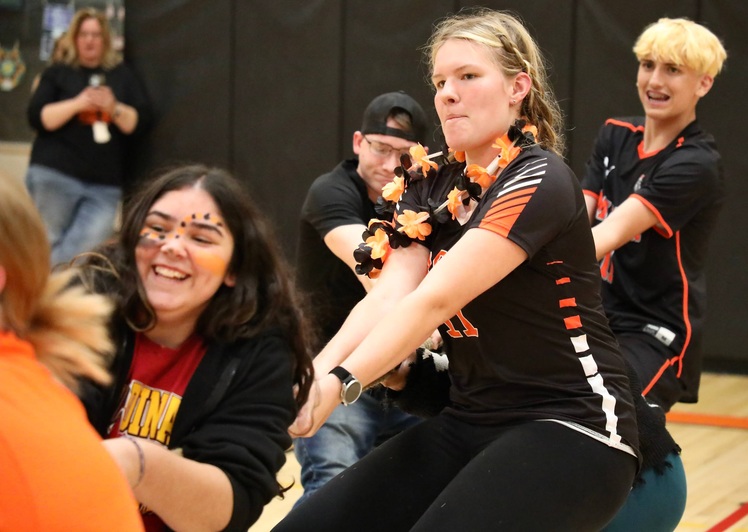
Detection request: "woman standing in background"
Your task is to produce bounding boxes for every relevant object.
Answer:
[26,7,151,266]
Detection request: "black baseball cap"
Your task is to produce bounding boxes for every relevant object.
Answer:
[360,91,428,144]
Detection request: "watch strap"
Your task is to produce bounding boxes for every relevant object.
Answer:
[329,366,352,382]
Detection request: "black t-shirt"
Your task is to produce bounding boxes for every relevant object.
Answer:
[397,145,639,456]
[296,159,375,343]
[27,63,151,187]
[581,117,724,400]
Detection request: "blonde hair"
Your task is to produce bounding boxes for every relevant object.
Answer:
[426,8,565,156]
[60,8,121,69]
[633,18,727,78]
[0,177,112,390]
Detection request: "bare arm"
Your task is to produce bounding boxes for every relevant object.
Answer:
[591,197,659,260]
[313,242,430,377]
[109,101,139,134]
[104,438,233,532]
[40,85,139,134]
[323,224,375,292]
[584,194,597,225]
[40,89,93,131]
[298,228,528,436]
[290,243,429,435]
[342,228,527,388]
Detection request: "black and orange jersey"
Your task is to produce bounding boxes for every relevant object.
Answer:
[397,145,639,458]
[581,117,724,402]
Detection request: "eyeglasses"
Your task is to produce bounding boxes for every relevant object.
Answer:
[363,136,412,159]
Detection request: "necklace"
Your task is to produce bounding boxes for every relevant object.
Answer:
[354,119,538,278]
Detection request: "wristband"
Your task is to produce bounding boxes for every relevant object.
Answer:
[124,436,145,488]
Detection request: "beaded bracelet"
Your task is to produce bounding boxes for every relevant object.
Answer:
[124,436,145,488]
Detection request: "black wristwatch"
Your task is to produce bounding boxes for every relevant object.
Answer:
[329,366,363,405]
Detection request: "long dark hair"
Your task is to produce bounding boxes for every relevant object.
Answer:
[80,164,314,407]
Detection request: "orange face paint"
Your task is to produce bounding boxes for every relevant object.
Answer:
[138,212,226,246]
[191,248,229,276]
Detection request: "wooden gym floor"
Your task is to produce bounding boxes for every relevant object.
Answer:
[251,372,748,532]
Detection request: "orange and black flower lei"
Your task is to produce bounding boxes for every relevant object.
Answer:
[354,119,538,279]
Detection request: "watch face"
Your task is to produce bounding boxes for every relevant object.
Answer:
[343,379,363,404]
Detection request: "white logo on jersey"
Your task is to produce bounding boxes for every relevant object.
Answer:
[634,174,645,192]
[604,156,616,177]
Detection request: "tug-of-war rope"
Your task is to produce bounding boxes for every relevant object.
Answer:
[354,119,538,279]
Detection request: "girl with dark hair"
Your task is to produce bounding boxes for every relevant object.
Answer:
[79,164,314,531]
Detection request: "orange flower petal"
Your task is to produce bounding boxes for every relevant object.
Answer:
[410,144,439,177]
[409,143,428,161]
[446,187,463,220]
[382,176,405,202]
[465,164,496,189]
[366,228,391,260]
[498,145,521,169]
[397,210,432,240]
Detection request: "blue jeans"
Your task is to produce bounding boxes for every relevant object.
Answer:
[293,389,422,507]
[26,164,121,266]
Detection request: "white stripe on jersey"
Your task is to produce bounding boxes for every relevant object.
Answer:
[495,158,548,198]
[578,353,623,446]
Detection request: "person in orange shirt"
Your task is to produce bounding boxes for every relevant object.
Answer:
[0,175,143,531]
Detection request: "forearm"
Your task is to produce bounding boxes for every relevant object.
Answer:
[591,197,659,260]
[592,225,622,261]
[584,194,597,225]
[110,101,139,134]
[313,244,429,376]
[109,438,233,532]
[40,98,85,131]
[314,287,398,376]
[341,289,451,387]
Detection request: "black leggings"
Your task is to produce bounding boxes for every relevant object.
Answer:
[273,416,637,532]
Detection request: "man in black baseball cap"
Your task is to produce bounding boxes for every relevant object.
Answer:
[293,91,429,505]
[360,90,429,143]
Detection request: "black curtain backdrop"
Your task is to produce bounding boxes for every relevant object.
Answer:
[2,0,745,368]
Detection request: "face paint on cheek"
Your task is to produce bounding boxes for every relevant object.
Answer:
[138,229,167,249]
[192,248,230,277]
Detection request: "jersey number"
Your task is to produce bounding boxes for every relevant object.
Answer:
[430,249,480,338]
[444,311,479,338]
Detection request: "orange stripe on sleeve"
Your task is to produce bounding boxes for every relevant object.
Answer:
[564,315,582,329]
[559,298,577,308]
[556,277,571,285]
[479,187,537,237]
[582,189,599,201]
[631,193,672,238]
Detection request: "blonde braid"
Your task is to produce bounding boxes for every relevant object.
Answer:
[497,30,565,155]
